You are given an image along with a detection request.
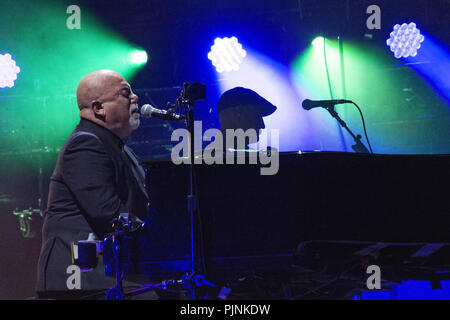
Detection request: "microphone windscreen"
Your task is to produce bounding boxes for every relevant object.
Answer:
[302,99,313,110]
[140,104,156,118]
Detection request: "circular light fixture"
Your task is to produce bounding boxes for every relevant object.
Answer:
[0,53,21,88]
[208,36,246,73]
[386,23,425,59]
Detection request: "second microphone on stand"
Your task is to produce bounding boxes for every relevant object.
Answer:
[302,99,352,110]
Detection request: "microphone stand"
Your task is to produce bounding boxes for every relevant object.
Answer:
[105,215,133,300]
[325,105,370,154]
[177,97,214,300]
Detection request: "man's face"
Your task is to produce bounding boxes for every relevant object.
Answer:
[100,77,140,138]
[241,106,266,133]
[219,105,265,131]
[218,105,266,146]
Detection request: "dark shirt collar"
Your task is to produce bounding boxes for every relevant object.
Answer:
[77,118,124,149]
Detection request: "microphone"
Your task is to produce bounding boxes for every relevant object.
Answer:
[140,104,186,122]
[302,99,352,110]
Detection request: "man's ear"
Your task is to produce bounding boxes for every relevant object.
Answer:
[92,100,106,117]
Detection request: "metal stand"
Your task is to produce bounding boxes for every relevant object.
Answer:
[119,90,215,300]
[105,215,132,300]
[325,106,371,154]
[106,82,212,300]
[180,97,215,299]
[104,216,186,299]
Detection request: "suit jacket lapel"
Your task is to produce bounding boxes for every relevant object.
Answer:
[122,145,150,201]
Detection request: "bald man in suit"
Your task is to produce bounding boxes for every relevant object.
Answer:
[36,70,156,299]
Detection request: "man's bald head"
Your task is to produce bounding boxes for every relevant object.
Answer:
[76,70,124,110]
[75,70,140,139]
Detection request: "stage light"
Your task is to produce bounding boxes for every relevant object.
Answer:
[312,37,325,49]
[386,23,425,59]
[208,36,246,73]
[0,53,20,88]
[128,50,148,65]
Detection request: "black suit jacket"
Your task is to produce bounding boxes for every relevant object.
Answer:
[36,119,150,293]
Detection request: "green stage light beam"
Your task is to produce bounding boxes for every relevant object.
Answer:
[0,0,149,168]
[291,37,449,154]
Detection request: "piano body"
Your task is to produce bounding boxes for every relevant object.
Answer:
[103,151,450,298]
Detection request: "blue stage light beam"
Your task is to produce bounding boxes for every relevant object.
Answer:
[0,53,21,88]
[403,34,450,104]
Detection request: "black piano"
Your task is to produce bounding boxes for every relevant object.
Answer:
[103,151,450,299]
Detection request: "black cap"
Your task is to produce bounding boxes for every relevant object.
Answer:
[217,87,277,116]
